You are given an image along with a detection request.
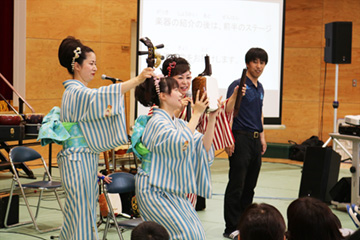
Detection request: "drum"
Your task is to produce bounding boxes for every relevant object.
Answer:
[192,76,220,112]
[0,113,23,125]
[25,113,45,124]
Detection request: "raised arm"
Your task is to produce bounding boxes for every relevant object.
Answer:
[121,67,154,94]
[174,96,192,118]
[202,98,222,152]
[225,85,238,113]
[225,85,246,113]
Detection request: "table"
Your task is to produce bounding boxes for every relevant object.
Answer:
[330,133,360,205]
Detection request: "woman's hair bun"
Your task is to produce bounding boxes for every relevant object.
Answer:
[58,36,84,74]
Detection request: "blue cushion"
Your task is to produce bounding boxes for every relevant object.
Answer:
[105,172,135,194]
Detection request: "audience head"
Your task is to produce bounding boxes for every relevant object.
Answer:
[237,203,286,240]
[58,36,94,75]
[347,228,360,240]
[286,196,344,240]
[131,221,169,240]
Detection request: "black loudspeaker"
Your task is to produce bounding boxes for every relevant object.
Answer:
[299,147,341,203]
[330,177,351,203]
[0,194,19,228]
[324,21,352,64]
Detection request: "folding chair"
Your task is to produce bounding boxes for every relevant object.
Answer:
[102,172,143,240]
[4,146,64,233]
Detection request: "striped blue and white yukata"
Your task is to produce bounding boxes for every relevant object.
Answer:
[135,108,214,240]
[57,80,128,240]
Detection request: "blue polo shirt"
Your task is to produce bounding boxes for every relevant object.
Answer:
[226,76,264,133]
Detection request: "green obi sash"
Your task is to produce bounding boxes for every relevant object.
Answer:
[37,106,88,149]
[37,106,70,146]
[62,122,89,149]
[136,142,151,173]
[127,115,152,173]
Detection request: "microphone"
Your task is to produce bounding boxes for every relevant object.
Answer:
[101,74,123,83]
[185,91,192,121]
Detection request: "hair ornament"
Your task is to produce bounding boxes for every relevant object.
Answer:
[71,47,82,72]
[154,77,161,97]
[167,61,176,77]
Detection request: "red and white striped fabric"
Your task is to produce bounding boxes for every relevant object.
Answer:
[147,105,156,116]
[178,99,234,151]
[187,193,197,208]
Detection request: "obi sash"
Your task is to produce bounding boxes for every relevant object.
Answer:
[37,106,88,149]
[61,122,89,149]
[128,115,151,173]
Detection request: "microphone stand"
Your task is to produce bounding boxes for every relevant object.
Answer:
[185,91,192,121]
[186,102,192,122]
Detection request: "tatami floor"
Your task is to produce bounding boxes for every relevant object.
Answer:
[0,157,356,240]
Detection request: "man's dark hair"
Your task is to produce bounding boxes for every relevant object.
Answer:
[245,48,268,64]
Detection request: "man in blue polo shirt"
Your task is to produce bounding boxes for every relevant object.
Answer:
[223,48,268,239]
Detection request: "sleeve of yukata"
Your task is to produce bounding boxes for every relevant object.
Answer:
[143,115,214,198]
[192,130,214,199]
[78,83,128,153]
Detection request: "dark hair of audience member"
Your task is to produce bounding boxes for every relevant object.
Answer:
[58,36,94,75]
[135,76,179,107]
[286,197,344,240]
[131,221,169,240]
[237,203,286,240]
[346,228,360,240]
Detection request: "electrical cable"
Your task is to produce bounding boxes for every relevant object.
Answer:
[341,157,352,162]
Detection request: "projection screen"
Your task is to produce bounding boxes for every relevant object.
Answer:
[136,0,285,124]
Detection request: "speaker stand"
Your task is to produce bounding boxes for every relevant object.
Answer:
[322,64,352,159]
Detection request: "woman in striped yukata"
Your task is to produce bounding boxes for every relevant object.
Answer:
[161,55,239,151]
[160,55,244,207]
[56,36,153,240]
[134,76,221,239]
